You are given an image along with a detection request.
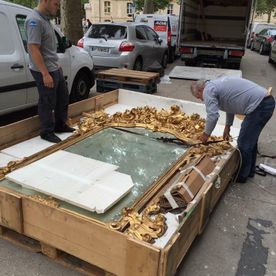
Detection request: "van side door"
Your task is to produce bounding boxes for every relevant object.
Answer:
[0,6,27,115]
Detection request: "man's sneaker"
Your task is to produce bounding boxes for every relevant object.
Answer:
[55,124,75,133]
[40,132,62,143]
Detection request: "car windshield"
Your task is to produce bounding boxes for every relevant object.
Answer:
[86,25,127,40]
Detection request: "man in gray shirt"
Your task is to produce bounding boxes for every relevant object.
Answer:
[26,0,74,143]
[191,77,275,183]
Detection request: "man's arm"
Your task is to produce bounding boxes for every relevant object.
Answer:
[223,113,234,140]
[199,87,220,143]
[28,44,54,88]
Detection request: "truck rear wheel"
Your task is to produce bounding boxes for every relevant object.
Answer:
[70,72,92,103]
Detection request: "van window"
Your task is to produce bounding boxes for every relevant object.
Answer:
[0,12,14,54]
[16,15,28,52]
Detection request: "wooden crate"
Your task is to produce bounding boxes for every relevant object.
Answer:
[0,90,240,276]
[96,69,160,94]
[97,69,160,84]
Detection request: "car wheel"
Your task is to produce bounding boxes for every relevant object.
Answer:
[259,43,265,55]
[162,52,168,68]
[70,72,91,103]
[133,57,143,71]
[250,42,255,51]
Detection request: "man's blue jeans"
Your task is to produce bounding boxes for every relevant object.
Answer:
[237,96,275,180]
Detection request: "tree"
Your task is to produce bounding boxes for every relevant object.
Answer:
[135,0,171,12]
[6,0,37,8]
[60,0,83,45]
[256,0,276,23]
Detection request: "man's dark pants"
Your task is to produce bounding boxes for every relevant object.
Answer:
[237,96,275,180]
[30,69,69,136]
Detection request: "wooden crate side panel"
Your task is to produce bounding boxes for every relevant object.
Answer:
[125,238,160,276]
[0,188,23,233]
[160,200,202,276]
[22,198,127,276]
[68,90,118,118]
[210,150,240,210]
[199,182,213,234]
[0,117,40,150]
[0,91,119,150]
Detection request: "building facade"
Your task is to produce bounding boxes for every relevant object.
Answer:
[84,0,180,23]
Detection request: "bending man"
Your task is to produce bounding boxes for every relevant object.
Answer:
[191,77,275,183]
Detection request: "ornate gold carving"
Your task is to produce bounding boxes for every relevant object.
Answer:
[0,159,25,179]
[109,204,167,244]
[29,195,60,208]
[78,105,232,157]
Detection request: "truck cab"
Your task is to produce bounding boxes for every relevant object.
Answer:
[0,0,95,116]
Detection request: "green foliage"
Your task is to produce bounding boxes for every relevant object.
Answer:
[135,0,171,12]
[256,0,276,18]
[6,0,37,8]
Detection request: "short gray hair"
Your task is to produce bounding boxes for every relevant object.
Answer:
[190,79,206,97]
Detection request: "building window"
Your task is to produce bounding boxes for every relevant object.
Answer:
[127,2,133,15]
[167,4,173,14]
[104,1,111,13]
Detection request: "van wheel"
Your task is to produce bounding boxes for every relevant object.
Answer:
[70,72,91,103]
[133,57,143,71]
[162,52,168,68]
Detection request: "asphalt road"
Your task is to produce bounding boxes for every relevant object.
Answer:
[1,49,276,276]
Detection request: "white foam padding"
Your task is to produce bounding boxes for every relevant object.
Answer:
[6,150,134,213]
[0,152,19,168]
[2,132,74,159]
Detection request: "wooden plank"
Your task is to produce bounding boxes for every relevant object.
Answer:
[199,182,213,234]
[68,90,118,119]
[210,150,240,210]
[41,242,58,259]
[0,226,106,275]
[160,200,201,276]
[0,188,23,233]
[125,238,160,276]
[22,197,128,276]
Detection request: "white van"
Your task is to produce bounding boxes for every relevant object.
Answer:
[0,0,95,116]
[135,14,178,62]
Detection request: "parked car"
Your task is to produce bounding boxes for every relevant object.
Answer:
[134,14,178,62]
[268,35,276,63]
[0,0,95,116]
[251,28,276,54]
[246,22,276,48]
[77,22,168,71]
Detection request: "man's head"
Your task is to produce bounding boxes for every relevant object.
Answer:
[190,79,206,101]
[38,0,60,17]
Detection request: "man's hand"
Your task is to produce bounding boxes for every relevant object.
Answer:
[223,125,231,140]
[42,73,54,88]
[199,132,210,144]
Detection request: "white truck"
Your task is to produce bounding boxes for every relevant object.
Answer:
[135,14,179,62]
[0,0,95,116]
[177,0,255,68]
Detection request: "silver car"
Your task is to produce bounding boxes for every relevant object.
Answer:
[78,22,168,70]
